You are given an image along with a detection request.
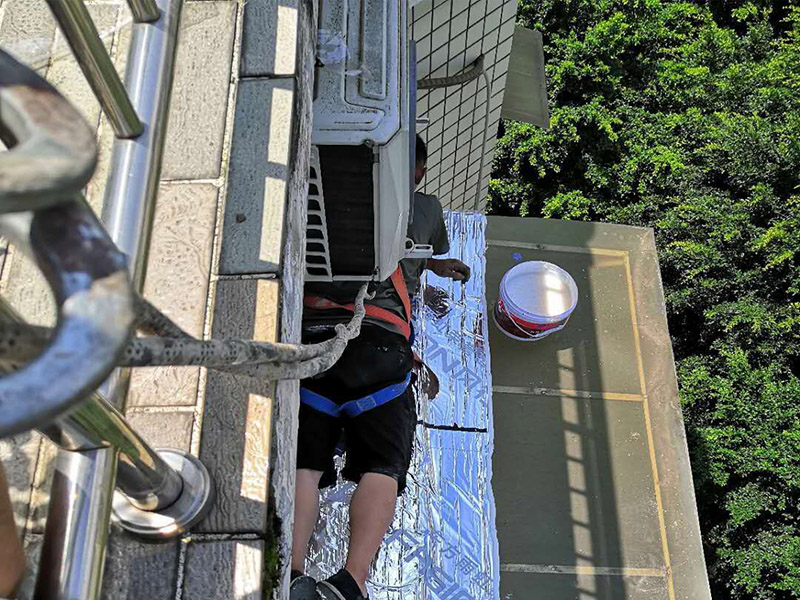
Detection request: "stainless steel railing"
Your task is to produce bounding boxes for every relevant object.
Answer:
[0,2,367,598]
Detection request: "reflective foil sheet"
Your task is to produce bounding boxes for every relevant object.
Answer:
[307,212,499,599]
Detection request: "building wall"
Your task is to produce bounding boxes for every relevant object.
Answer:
[412,0,518,212]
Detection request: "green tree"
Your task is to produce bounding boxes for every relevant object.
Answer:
[493,1,800,596]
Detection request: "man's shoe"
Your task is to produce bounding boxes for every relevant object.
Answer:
[290,571,319,600]
[316,569,368,600]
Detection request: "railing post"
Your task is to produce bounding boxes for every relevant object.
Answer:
[126,0,160,23]
[44,0,144,138]
[33,0,187,597]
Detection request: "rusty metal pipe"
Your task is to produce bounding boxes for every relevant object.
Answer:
[0,51,97,213]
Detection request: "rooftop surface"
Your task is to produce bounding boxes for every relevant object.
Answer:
[486,216,711,600]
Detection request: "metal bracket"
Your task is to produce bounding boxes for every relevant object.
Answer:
[112,449,215,538]
[403,238,433,259]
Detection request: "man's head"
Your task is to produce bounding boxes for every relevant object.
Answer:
[415,134,427,186]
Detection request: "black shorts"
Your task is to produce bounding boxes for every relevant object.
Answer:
[297,324,416,494]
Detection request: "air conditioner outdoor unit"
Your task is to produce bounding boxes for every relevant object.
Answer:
[306,0,425,282]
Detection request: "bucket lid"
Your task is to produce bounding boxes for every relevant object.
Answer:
[499,261,578,324]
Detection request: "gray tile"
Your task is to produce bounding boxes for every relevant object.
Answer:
[101,524,180,600]
[0,0,57,73]
[162,2,237,180]
[128,183,218,407]
[198,370,276,533]
[142,183,219,335]
[240,0,300,77]
[196,279,279,533]
[125,411,194,452]
[492,393,664,569]
[183,539,263,599]
[219,79,294,275]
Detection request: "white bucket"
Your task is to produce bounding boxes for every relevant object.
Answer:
[493,261,579,341]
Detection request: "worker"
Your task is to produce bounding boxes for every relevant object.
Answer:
[0,463,26,598]
[290,135,470,600]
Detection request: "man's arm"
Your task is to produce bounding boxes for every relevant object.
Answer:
[427,258,471,282]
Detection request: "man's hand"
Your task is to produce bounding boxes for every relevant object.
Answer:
[427,258,471,282]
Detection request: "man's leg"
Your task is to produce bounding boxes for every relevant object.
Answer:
[291,468,324,573]
[344,473,398,593]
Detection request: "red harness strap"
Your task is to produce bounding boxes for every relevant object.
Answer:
[303,267,412,340]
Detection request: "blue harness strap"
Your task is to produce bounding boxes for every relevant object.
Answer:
[300,372,412,419]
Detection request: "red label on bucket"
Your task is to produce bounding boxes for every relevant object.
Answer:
[495,298,566,336]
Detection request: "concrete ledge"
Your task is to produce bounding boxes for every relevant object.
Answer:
[219,78,295,275]
[241,0,300,77]
[17,532,43,600]
[0,431,40,532]
[197,279,279,533]
[162,2,237,180]
[101,525,180,600]
[269,0,317,593]
[25,441,56,535]
[184,539,264,599]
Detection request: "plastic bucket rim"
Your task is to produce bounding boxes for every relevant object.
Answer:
[499,261,578,324]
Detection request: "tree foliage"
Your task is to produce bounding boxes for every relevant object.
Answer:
[492,1,800,596]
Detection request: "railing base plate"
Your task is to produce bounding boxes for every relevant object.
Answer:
[112,449,214,539]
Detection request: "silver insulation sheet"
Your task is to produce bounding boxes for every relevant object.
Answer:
[306,212,499,599]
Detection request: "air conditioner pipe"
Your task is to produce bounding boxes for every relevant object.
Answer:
[416,55,491,212]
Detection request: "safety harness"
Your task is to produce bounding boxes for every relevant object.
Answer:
[301,266,414,418]
[303,267,413,341]
[300,372,412,418]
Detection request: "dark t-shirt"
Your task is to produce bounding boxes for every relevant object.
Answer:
[402,192,450,295]
[304,192,449,336]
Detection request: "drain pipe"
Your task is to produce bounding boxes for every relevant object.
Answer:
[416,54,491,212]
[475,67,492,212]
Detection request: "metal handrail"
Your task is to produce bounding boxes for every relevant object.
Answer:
[0,2,364,595]
[44,0,143,138]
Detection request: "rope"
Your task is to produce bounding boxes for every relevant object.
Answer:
[0,284,372,381]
